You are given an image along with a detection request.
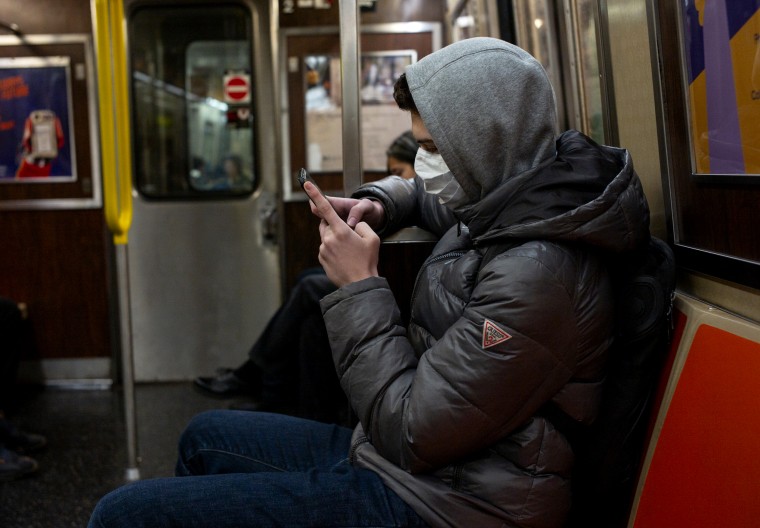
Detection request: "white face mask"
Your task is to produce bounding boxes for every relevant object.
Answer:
[414,148,468,208]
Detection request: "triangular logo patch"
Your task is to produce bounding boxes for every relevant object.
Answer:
[482,319,512,348]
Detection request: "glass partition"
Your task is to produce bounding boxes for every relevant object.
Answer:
[303,51,414,174]
[513,0,606,143]
[129,5,256,199]
[652,0,760,289]
[569,0,604,144]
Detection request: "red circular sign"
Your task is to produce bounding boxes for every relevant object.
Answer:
[225,76,249,102]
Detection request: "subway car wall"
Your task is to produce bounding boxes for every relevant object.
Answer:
[0,0,112,384]
[0,0,447,386]
[1,0,759,385]
[0,0,759,527]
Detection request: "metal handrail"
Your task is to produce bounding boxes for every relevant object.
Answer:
[91,0,140,482]
[92,0,133,245]
[339,0,362,194]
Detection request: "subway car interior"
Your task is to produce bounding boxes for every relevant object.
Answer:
[1,0,759,526]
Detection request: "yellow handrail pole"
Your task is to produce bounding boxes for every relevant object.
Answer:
[92,0,117,236]
[110,0,133,243]
[92,0,140,481]
[93,0,133,244]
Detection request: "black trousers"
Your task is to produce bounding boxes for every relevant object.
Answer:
[0,297,22,412]
[239,269,346,423]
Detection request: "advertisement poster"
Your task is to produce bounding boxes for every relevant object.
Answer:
[304,51,416,172]
[0,56,76,182]
[682,0,760,175]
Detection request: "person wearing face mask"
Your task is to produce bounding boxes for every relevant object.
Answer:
[412,147,468,207]
[88,39,650,528]
[306,37,650,527]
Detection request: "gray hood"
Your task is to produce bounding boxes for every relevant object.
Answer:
[406,37,558,203]
[406,38,649,254]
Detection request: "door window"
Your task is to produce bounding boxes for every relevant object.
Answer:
[129,5,256,198]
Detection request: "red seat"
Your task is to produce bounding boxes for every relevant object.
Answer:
[629,295,760,527]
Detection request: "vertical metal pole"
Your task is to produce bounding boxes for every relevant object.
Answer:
[92,0,139,481]
[116,244,140,481]
[339,0,363,194]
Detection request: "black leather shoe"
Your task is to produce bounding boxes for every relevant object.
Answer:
[193,368,255,398]
[0,447,39,481]
[5,430,47,454]
[0,419,47,454]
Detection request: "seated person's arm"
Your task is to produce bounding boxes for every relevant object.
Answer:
[351,175,457,238]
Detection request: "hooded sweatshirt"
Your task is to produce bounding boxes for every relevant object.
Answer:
[320,37,650,528]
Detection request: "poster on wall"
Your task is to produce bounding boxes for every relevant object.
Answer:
[304,50,417,172]
[0,56,76,182]
[681,0,760,175]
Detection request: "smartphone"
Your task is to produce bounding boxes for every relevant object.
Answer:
[297,168,329,207]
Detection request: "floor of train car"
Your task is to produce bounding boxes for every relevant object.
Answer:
[0,382,227,527]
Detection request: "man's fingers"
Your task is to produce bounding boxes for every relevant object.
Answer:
[347,199,386,230]
[353,221,374,238]
[304,181,342,226]
[346,202,365,229]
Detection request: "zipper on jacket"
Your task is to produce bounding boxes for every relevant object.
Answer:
[409,250,467,311]
[349,432,370,463]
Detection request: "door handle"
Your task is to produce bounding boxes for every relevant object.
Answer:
[259,192,279,244]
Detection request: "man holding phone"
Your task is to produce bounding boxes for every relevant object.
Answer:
[89,38,650,528]
[303,36,650,527]
[192,131,418,423]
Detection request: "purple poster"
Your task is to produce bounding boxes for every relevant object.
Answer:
[681,0,760,174]
[0,56,76,182]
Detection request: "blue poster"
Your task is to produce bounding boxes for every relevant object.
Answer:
[0,57,75,181]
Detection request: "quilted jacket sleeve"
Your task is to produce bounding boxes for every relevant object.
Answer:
[352,175,457,238]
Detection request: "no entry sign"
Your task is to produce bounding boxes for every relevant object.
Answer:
[223,73,251,104]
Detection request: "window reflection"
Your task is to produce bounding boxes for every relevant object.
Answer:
[573,0,604,144]
[305,55,339,112]
[303,52,414,173]
[513,0,605,143]
[129,6,256,199]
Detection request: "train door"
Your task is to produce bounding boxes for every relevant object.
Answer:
[122,0,281,381]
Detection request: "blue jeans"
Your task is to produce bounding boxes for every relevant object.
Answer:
[88,411,427,527]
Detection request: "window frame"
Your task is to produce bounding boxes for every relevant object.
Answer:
[651,0,760,290]
[127,2,259,201]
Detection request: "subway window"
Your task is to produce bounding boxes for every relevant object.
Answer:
[655,1,760,289]
[129,5,257,199]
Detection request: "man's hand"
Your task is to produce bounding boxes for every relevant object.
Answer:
[304,181,380,287]
[316,195,386,230]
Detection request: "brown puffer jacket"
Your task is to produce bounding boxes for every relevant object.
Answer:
[320,128,651,527]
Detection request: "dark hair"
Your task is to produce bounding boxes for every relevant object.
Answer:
[393,73,418,113]
[386,130,417,165]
